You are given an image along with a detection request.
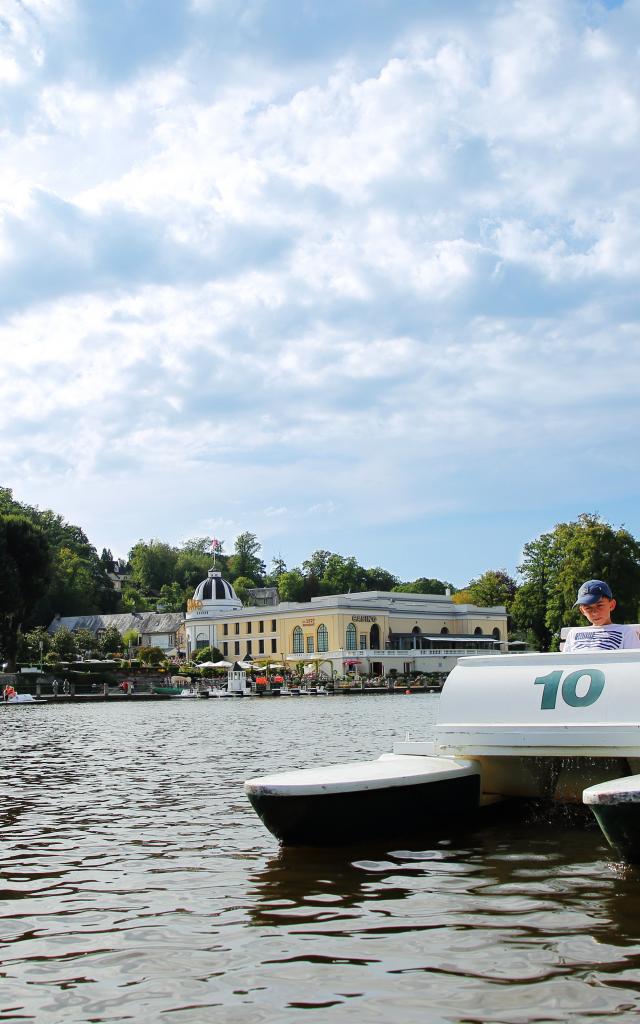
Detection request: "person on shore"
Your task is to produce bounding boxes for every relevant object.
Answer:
[563,580,640,652]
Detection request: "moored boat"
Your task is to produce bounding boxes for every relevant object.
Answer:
[245,648,640,860]
[2,693,47,705]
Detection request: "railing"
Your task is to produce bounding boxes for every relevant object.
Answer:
[286,647,501,660]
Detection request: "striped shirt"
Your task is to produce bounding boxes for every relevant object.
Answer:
[563,624,640,653]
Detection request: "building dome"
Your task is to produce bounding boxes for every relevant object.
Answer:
[188,569,242,618]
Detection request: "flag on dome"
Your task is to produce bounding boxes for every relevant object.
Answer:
[211,538,222,552]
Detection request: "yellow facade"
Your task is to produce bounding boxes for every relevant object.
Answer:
[204,593,506,663]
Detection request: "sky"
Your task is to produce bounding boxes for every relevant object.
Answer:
[1,0,639,587]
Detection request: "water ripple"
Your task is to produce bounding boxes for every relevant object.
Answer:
[3,697,640,1022]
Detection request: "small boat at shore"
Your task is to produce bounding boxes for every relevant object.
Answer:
[2,693,47,706]
[245,648,640,862]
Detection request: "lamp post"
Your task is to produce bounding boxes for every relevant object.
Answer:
[39,639,43,672]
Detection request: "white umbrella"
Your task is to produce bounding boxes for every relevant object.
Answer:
[197,661,221,668]
[212,660,233,668]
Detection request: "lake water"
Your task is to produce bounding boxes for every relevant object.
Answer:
[3,694,640,1024]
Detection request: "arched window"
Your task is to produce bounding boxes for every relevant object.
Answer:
[345,623,357,650]
[317,624,329,652]
[292,626,304,653]
[492,627,501,640]
[474,626,482,636]
[440,626,449,635]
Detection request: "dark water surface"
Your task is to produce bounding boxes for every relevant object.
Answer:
[3,695,640,1024]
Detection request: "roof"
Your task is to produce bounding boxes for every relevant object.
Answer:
[48,612,185,636]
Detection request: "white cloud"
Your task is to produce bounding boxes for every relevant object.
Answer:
[1,0,640,582]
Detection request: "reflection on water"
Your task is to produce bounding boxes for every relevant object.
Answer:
[2,696,640,1023]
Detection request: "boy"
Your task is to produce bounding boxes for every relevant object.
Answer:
[563,579,640,652]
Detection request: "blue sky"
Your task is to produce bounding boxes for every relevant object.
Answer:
[1,0,639,586]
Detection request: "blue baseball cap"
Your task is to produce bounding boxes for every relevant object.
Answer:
[574,579,613,607]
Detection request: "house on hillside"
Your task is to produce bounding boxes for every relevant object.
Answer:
[48,611,186,654]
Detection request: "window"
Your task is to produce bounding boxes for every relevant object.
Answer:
[271,619,277,631]
[292,626,304,654]
[493,627,501,640]
[346,623,357,650]
[247,640,252,655]
[196,640,208,650]
[259,621,264,633]
[474,626,482,635]
[234,623,240,635]
[223,642,228,656]
[223,624,229,636]
[234,641,240,656]
[307,636,314,653]
[317,624,328,652]
[259,639,264,654]
[440,626,449,635]
[271,639,277,653]
[359,634,367,650]
[246,622,252,634]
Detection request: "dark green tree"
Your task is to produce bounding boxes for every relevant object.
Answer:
[157,582,187,612]
[49,625,77,661]
[129,540,179,592]
[277,569,307,602]
[363,567,400,591]
[464,570,517,609]
[99,625,122,655]
[227,533,265,583]
[512,514,640,650]
[233,576,257,605]
[0,514,52,669]
[320,554,368,595]
[393,578,455,595]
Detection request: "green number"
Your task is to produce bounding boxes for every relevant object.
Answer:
[561,668,605,708]
[534,670,562,709]
[534,668,605,710]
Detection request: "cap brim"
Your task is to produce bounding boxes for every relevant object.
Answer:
[574,593,608,607]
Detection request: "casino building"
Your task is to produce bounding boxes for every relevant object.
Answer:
[185,569,508,677]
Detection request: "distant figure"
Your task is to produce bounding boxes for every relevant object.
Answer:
[563,580,640,652]
[3,684,17,701]
[52,678,59,696]
[62,678,70,694]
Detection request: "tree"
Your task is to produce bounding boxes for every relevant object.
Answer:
[265,556,287,585]
[320,554,367,595]
[512,514,640,651]
[138,645,165,666]
[277,569,307,602]
[17,626,51,665]
[233,576,257,605]
[175,548,214,590]
[49,625,77,661]
[122,629,140,655]
[363,567,400,591]
[227,533,265,583]
[99,625,122,655]
[157,582,187,612]
[129,540,178,592]
[458,570,517,609]
[193,645,222,664]
[74,627,99,657]
[0,514,52,669]
[393,578,455,595]
[510,533,556,651]
[121,586,154,612]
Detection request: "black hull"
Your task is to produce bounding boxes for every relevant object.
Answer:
[247,774,481,846]
[590,804,640,863]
